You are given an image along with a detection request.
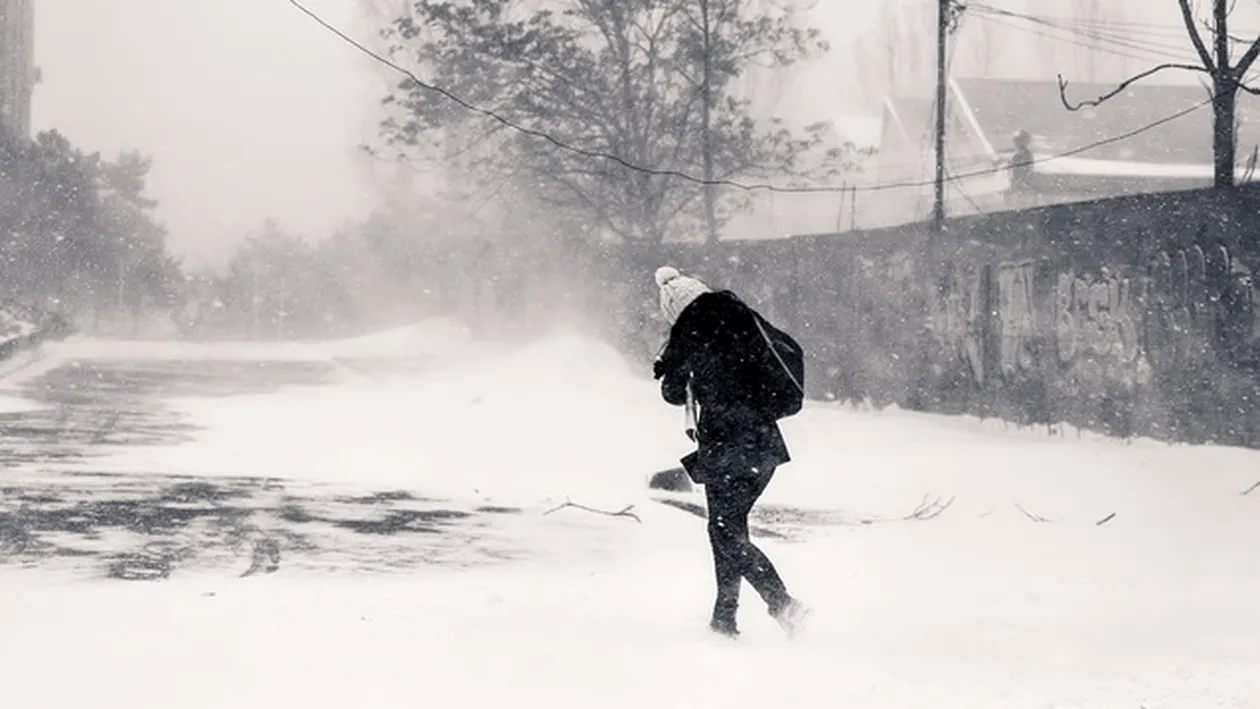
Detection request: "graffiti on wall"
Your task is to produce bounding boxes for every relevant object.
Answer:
[996,261,1035,377]
[928,262,985,384]
[1145,244,1230,371]
[1052,268,1146,388]
[988,243,1257,390]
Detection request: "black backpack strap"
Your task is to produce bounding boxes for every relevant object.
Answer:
[707,289,805,395]
[750,312,804,395]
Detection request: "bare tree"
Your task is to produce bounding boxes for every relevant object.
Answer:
[1057,0,1260,188]
[375,0,843,245]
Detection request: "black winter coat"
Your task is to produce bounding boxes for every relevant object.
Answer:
[653,291,790,483]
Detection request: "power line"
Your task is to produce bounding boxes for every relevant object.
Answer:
[969,4,1202,66]
[1055,19,1206,60]
[1032,17,1194,60]
[1064,14,1260,55]
[972,3,1260,63]
[290,0,1214,195]
[971,11,1193,69]
[968,3,1206,67]
[1068,13,1260,40]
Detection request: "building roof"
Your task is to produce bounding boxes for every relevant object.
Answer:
[880,77,1260,166]
[952,77,1260,165]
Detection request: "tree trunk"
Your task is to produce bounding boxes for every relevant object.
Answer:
[1213,77,1237,188]
[1212,0,1236,188]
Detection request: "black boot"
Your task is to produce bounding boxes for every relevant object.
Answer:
[709,616,740,638]
[769,597,810,638]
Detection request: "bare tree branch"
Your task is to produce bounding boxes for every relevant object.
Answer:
[903,494,955,521]
[1241,480,1260,496]
[1196,17,1258,48]
[1095,512,1116,526]
[1233,36,1260,79]
[856,493,956,525]
[1014,502,1054,523]
[1179,0,1217,70]
[1057,63,1210,111]
[543,498,642,523]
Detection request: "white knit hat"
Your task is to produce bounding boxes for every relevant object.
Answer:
[655,266,710,325]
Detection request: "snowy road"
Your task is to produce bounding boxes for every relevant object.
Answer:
[0,357,561,577]
[2,328,1259,708]
[0,351,848,580]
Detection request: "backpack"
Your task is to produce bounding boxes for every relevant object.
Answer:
[746,306,806,420]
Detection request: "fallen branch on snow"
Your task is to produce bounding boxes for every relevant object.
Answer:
[1014,503,1054,523]
[543,499,641,523]
[858,494,956,525]
[1095,512,1116,526]
[903,494,955,521]
[1241,481,1260,496]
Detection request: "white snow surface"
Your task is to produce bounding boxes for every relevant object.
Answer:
[3,324,1260,707]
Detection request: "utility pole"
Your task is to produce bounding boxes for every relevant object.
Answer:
[932,0,949,234]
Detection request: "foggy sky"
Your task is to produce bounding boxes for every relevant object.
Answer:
[31,0,382,270]
[27,0,1260,268]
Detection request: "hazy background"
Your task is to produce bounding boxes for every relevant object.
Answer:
[28,0,1260,269]
[28,0,880,270]
[30,0,383,269]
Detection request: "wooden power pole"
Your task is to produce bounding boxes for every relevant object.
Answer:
[932,0,949,234]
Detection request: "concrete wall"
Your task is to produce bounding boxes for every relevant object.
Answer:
[603,184,1260,447]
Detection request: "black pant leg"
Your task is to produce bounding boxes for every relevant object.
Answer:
[705,479,746,624]
[705,468,791,624]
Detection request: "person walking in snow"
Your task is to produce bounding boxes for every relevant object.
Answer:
[651,266,808,638]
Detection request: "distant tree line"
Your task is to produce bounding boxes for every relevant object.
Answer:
[176,183,598,341]
[0,126,183,333]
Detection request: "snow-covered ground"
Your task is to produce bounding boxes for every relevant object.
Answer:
[2,323,1259,708]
